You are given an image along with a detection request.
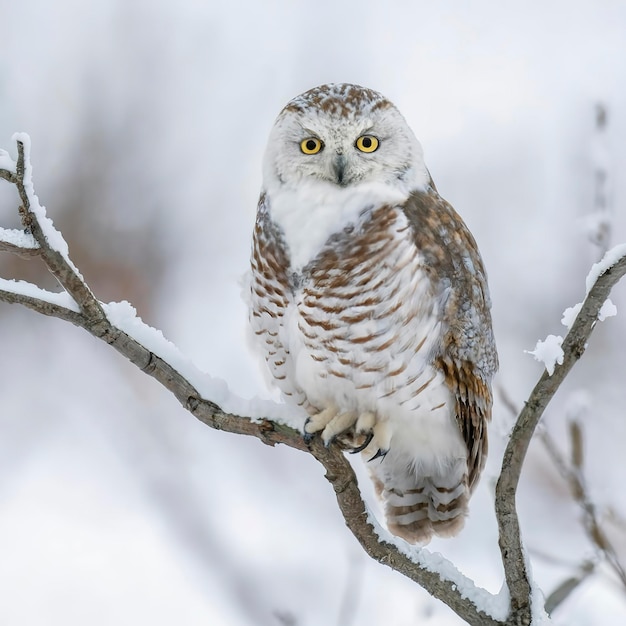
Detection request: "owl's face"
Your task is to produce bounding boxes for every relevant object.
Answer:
[263,84,429,194]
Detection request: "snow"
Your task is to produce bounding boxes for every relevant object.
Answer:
[367,505,510,621]
[598,298,617,321]
[560,242,624,330]
[585,243,626,294]
[102,300,303,426]
[561,303,582,330]
[0,277,79,312]
[0,226,38,250]
[0,148,15,172]
[526,335,564,376]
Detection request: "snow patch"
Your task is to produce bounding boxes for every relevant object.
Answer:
[561,243,622,331]
[365,506,510,621]
[585,243,626,293]
[561,303,582,330]
[598,298,617,321]
[0,278,79,312]
[0,227,38,250]
[526,334,564,376]
[102,300,303,426]
[0,148,15,172]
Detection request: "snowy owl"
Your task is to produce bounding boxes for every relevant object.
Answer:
[249,83,497,543]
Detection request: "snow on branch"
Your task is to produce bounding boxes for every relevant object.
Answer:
[495,243,626,621]
[2,135,626,625]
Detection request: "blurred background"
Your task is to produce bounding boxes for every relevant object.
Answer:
[1,1,626,624]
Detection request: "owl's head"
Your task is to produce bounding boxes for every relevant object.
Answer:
[263,83,429,193]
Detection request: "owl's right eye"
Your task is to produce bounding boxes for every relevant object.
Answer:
[300,138,324,154]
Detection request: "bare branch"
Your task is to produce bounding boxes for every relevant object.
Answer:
[0,239,40,257]
[569,420,584,474]
[0,286,83,325]
[539,427,626,591]
[0,169,16,184]
[498,382,626,612]
[544,561,596,616]
[495,251,626,621]
[308,442,501,626]
[0,225,40,259]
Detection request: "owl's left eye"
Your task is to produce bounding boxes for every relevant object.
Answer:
[355,135,379,153]
[300,138,324,154]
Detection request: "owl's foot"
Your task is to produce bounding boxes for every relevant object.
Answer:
[304,407,358,447]
[304,406,337,443]
[304,409,390,459]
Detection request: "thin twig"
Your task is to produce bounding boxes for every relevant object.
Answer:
[539,428,626,590]
[0,239,40,257]
[498,385,626,608]
[544,560,596,616]
[12,140,105,321]
[0,169,16,183]
[0,287,83,325]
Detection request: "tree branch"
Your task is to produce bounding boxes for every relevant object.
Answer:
[0,284,83,324]
[11,137,105,321]
[3,135,626,625]
[540,427,626,590]
[0,136,502,626]
[495,254,626,622]
[0,236,40,258]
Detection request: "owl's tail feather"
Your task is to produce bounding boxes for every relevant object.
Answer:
[372,470,469,544]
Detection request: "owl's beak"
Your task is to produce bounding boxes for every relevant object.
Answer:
[333,154,347,186]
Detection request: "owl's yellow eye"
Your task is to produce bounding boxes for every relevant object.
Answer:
[355,135,379,153]
[300,137,323,154]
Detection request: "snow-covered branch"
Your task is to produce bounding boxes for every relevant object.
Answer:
[495,244,626,622]
[2,135,626,625]
[0,136,503,626]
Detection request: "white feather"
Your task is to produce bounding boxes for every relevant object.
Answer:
[268,180,409,270]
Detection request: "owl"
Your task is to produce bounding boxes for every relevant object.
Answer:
[249,83,497,544]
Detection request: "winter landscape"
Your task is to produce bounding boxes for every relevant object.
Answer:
[1,2,626,624]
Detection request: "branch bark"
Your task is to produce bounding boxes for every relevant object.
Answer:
[2,136,625,625]
[494,254,626,623]
[499,384,626,603]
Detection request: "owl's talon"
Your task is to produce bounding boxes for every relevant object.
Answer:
[349,431,374,454]
[368,448,389,462]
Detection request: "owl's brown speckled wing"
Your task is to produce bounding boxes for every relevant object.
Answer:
[250,193,310,410]
[402,186,498,491]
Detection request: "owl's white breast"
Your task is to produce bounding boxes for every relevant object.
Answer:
[266,179,410,271]
[280,204,466,467]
